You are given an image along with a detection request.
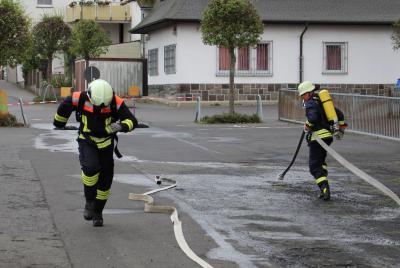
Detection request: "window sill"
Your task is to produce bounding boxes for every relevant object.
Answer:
[322,71,348,75]
[37,5,54,8]
[216,71,273,77]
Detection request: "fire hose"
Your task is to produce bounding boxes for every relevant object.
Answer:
[314,135,400,207]
[129,176,213,268]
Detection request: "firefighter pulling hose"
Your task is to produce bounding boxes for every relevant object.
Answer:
[281,81,398,205]
[282,81,347,200]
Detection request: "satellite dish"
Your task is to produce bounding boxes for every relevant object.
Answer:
[84,66,100,82]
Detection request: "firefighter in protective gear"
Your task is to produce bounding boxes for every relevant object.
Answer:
[298,81,347,201]
[53,79,137,226]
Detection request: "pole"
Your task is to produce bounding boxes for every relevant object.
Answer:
[195,96,201,122]
[19,98,28,127]
[256,94,263,122]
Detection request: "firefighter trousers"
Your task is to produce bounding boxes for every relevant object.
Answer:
[78,139,114,214]
[309,137,333,186]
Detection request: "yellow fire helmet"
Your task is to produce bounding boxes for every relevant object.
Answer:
[88,79,113,107]
[298,81,315,96]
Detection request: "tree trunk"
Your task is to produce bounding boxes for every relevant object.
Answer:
[47,57,53,83]
[229,47,236,114]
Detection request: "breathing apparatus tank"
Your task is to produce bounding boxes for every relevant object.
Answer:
[318,89,338,128]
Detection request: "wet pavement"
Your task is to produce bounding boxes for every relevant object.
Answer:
[0,80,399,267]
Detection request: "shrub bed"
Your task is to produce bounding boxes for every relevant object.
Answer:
[0,114,24,127]
[200,113,261,124]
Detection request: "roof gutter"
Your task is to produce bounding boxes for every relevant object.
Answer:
[299,23,309,83]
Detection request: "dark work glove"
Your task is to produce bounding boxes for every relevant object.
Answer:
[306,131,312,144]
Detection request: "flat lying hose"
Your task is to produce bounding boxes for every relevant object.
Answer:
[129,178,213,268]
[314,135,400,207]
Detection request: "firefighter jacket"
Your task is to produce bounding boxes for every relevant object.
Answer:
[304,94,345,141]
[53,91,137,149]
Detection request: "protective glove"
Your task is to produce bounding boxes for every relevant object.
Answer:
[304,123,311,133]
[110,123,123,133]
[333,128,344,140]
[334,123,347,140]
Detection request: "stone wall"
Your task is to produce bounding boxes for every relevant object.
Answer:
[319,83,396,97]
[148,83,398,101]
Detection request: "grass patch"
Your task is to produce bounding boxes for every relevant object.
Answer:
[200,113,262,124]
[0,114,24,127]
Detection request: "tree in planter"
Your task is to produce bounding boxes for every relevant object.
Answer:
[69,20,111,61]
[201,0,263,114]
[21,37,40,83]
[0,0,31,67]
[392,19,400,50]
[32,15,71,83]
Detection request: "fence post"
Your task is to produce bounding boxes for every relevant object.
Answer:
[351,95,355,130]
[195,96,201,122]
[19,98,28,127]
[256,94,263,122]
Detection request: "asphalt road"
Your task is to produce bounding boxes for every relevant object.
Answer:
[1,83,399,267]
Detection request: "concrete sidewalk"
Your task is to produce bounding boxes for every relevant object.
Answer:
[0,128,70,267]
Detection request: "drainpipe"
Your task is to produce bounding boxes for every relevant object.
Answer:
[299,23,309,83]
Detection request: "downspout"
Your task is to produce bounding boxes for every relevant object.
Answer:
[299,23,309,83]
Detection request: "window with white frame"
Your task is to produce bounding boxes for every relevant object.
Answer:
[37,0,52,5]
[323,42,348,74]
[217,41,272,76]
[148,48,158,76]
[164,44,176,74]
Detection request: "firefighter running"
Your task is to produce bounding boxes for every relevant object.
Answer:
[298,81,347,201]
[53,79,137,226]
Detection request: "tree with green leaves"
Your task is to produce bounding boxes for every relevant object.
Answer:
[32,15,71,82]
[392,19,400,50]
[0,0,31,66]
[201,0,263,114]
[69,20,112,61]
[21,36,40,79]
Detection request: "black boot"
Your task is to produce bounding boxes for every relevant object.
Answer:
[92,213,103,227]
[83,201,94,221]
[319,182,331,201]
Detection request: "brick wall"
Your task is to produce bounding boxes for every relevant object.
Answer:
[148,83,397,101]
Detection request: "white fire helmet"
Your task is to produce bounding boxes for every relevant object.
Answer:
[87,79,113,106]
[298,81,315,96]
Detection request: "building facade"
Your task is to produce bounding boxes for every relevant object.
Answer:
[131,0,400,101]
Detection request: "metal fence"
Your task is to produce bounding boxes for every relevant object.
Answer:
[279,89,400,140]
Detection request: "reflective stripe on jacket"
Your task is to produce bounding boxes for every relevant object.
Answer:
[53,91,137,148]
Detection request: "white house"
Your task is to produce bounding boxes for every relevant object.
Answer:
[130,0,400,101]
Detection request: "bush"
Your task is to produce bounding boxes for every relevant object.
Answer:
[200,113,262,124]
[0,114,24,127]
[51,75,72,88]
